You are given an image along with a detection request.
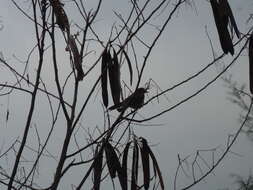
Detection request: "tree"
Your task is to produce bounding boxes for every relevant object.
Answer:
[0,0,252,190]
[217,12,253,190]
[222,173,253,190]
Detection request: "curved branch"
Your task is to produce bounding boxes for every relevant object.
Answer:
[179,98,253,190]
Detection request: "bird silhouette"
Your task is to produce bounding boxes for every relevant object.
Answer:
[109,88,147,111]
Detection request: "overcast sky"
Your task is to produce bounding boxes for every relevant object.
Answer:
[0,0,253,190]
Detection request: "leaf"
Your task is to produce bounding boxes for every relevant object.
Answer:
[142,137,164,190]
[93,145,104,190]
[104,141,122,179]
[101,49,109,107]
[122,49,133,85]
[131,141,139,190]
[108,48,121,106]
[140,138,150,190]
[121,142,131,190]
[249,33,253,94]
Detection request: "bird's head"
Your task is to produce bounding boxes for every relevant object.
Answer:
[137,87,148,94]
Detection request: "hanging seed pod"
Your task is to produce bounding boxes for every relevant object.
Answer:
[41,0,47,16]
[104,141,122,179]
[121,142,131,190]
[101,49,109,107]
[50,0,70,33]
[140,138,150,190]
[26,73,30,86]
[210,0,234,55]
[6,109,9,123]
[131,141,139,190]
[68,35,84,81]
[143,138,164,190]
[104,141,125,189]
[122,49,133,85]
[249,33,253,94]
[93,145,104,190]
[108,48,121,106]
[220,0,240,39]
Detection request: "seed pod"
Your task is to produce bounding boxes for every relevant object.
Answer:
[140,138,150,190]
[68,35,84,81]
[121,142,131,190]
[122,49,133,85]
[131,141,139,190]
[104,141,121,179]
[101,49,109,107]
[26,73,30,86]
[93,145,104,190]
[249,33,253,94]
[104,142,125,189]
[210,0,234,55]
[6,109,9,123]
[143,138,164,190]
[50,0,70,33]
[220,0,240,39]
[108,48,121,106]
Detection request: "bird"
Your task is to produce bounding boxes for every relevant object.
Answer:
[108,88,147,111]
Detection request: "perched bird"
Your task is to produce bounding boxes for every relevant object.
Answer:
[109,88,147,111]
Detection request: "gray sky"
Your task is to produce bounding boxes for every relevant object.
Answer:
[0,0,253,190]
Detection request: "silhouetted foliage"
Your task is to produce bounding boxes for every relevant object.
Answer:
[0,0,252,190]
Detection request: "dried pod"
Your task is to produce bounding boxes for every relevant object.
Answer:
[109,88,147,111]
[131,141,139,190]
[101,49,109,107]
[249,33,253,94]
[26,73,30,86]
[108,48,121,106]
[104,141,122,179]
[50,0,69,33]
[121,142,131,190]
[68,35,84,81]
[122,49,133,85]
[93,145,104,190]
[220,0,240,39]
[210,0,234,55]
[140,138,150,190]
[142,138,164,190]
[6,109,9,123]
